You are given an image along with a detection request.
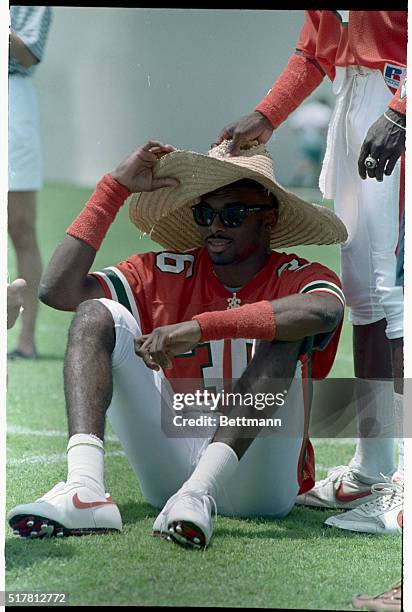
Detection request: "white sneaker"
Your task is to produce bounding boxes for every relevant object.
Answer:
[8,481,122,538]
[295,465,375,509]
[153,483,217,549]
[324,480,403,534]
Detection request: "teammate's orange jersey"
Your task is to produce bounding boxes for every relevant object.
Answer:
[297,11,407,89]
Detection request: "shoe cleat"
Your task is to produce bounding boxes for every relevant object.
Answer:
[8,481,122,538]
[153,484,216,549]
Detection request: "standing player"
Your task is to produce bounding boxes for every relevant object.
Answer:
[329,84,406,612]
[8,140,347,547]
[215,11,406,531]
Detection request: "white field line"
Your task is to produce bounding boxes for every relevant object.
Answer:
[7,450,332,472]
[7,425,120,443]
[6,426,355,469]
[7,425,356,447]
[8,450,126,466]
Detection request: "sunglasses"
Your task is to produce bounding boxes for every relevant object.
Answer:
[191,203,274,229]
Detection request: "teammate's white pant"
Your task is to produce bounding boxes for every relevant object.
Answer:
[99,298,305,517]
[320,66,403,339]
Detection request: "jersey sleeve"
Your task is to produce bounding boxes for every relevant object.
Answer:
[89,254,154,333]
[276,257,345,378]
[276,258,345,309]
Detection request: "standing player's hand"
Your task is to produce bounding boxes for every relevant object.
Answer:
[134,320,202,370]
[358,109,406,182]
[213,112,274,156]
[111,141,180,193]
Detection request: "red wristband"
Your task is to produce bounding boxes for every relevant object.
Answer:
[66,173,130,251]
[255,54,324,129]
[193,301,276,342]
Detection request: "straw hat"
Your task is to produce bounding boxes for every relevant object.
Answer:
[129,140,347,251]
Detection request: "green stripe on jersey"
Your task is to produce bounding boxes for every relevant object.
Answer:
[103,268,133,315]
[301,281,345,305]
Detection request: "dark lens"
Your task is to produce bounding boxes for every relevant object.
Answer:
[220,206,246,228]
[192,205,214,226]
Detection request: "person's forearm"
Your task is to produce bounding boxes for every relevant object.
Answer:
[271,293,342,340]
[9,31,38,68]
[194,293,343,343]
[255,52,325,129]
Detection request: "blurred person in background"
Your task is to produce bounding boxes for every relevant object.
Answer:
[289,96,332,188]
[8,6,52,359]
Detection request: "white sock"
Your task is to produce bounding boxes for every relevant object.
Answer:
[67,433,106,496]
[349,379,395,483]
[185,442,239,497]
[394,392,404,479]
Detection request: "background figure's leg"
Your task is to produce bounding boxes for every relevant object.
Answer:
[8,191,42,357]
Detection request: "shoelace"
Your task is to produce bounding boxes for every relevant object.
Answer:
[161,488,218,522]
[360,481,404,512]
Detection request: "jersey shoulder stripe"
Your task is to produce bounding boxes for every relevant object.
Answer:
[300,280,345,307]
[92,267,141,325]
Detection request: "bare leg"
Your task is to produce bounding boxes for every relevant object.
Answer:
[353,318,392,380]
[351,319,395,480]
[8,191,42,356]
[390,337,403,394]
[64,300,115,440]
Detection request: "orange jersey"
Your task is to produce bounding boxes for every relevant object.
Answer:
[297,11,407,89]
[91,246,344,385]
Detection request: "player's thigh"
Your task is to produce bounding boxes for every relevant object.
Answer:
[216,374,305,517]
[98,298,203,508]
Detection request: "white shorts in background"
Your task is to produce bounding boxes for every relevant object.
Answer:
[8,73,42,192]
[320,66,403,339]
[99,298,305,518]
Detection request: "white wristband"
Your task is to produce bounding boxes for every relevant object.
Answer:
[383,112,406,131]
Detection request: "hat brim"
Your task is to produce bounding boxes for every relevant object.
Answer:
[129,149,348,251]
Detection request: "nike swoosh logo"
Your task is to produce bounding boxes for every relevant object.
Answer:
[72,493,114,509]
[335,483,371,503]
[397,511,403,529]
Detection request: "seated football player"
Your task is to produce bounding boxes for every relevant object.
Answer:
[8,139,347,548]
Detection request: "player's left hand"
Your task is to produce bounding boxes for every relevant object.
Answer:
[358,109,405,181]
[134,320,202,370]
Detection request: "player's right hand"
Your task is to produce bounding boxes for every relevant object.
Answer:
[111,141,180,193]
[213,112,274,156]
[134,320,201,371]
